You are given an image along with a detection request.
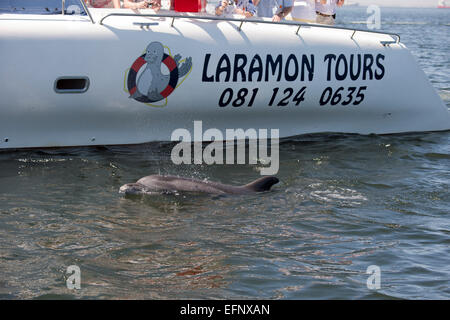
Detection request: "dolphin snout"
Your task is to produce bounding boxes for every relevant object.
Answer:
[119,184,131,194]
[119,183,145,195]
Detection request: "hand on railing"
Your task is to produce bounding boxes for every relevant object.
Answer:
[234,8,253,18]
[135,1,149,9]
[123,0,150,10]
[145,0,161,11]
[216,1,229,16]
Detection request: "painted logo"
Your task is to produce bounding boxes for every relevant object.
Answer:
[126,42,192,107]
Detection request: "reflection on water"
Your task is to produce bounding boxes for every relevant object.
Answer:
[0,7,449,299]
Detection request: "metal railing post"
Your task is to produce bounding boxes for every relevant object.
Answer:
[79,0,95,24]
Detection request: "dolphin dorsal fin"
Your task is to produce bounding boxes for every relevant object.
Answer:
[244,176,279,192]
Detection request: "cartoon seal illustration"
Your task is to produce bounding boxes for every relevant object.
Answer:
[127,42,192,104]
[119,175,280,195]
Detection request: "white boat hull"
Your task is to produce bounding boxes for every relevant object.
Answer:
[0,9,449,149]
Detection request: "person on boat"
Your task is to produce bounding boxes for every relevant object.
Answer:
[86,0,121,8]
[215,0,257,18]
[253,0,293,22]
[315,0,344,25]
[170,0,207,12]
[123,0,162,10]
[288,0,316,23]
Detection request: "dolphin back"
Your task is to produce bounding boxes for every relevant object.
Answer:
[120,175,279,195]
[244,176,279,192]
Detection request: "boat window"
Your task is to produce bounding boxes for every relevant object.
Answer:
[0,0,87,15]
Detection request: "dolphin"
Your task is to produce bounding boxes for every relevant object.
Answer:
[119,175,279,195]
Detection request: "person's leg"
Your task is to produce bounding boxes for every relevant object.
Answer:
[316,14,325,24]
[326,15,335,25]
[316,14,335,25]
[201,0,207,12]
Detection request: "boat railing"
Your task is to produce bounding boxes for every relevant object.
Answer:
[71,0,400,46]
[97,12,400,46]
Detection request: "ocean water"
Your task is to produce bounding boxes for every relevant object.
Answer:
[0,7,449,300]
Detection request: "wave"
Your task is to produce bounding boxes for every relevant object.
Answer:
[309,184,368,205]
[390,21,428,25]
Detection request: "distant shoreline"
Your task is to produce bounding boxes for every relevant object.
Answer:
[343,6,444,8]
